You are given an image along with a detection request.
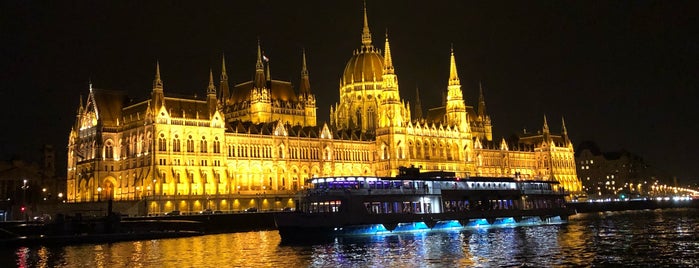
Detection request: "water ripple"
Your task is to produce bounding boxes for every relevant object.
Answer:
[3,208,698,267]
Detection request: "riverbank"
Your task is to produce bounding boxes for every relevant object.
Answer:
[567,198,698,213]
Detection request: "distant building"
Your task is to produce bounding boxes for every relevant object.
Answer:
[575,141,661,197]
[66,4,582,213]
[0,145,65,220]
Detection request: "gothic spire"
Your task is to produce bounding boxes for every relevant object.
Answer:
[207,68,217,116]
[414,86,423,119]
[221,53,228,81]
[207,68,215,94]
[299,49,311,96]
[256,39,263,70]
[383,30,394,74]
[220,53,230,104]
[562,116,569,144]
[448,44,460,86]
[478,81,487,118]
[265,51,272,89]
[153,61,163,90]
[254,39,266,88]
[78,94,84,114]
[543,115,550,134]
[152,61,165,111]
[361,1,373,49]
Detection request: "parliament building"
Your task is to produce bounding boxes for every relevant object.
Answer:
[67,5,582,213]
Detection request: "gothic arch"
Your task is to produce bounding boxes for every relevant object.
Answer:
[100,176,118,200]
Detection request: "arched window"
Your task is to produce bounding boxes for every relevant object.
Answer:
[158,134,167,151]
[187,135,194,152]
[440,142,445,159]
[423,142,430,159]
[367,107,375,129]
[105,140,114,159]
[200,136,208,153]
[213,137,220,153]
[173,134,181,152]
[136,135,143,155]
[125,136,132,156]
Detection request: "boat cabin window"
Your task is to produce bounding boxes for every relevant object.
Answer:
[306,200,341,213]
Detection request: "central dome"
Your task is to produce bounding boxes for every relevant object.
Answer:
[342,49,384,87]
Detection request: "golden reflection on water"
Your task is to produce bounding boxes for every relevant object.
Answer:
[558,213,595,265]
[6,209,699,267]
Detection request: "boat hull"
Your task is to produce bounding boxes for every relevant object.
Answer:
[275,207,574,241]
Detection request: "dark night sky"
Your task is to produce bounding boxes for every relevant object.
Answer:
[1,1,698,184]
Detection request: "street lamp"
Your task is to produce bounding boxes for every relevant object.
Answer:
[152,179,157,196]
[97,186,102,202]
[21,179,28,220]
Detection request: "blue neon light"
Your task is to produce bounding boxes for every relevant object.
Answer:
[330,216,564,236]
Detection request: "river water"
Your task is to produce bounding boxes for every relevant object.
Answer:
[2,208,698,267]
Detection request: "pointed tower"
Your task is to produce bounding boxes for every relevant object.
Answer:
[414,86,423,119]
[382,30,398,90]
[445,45,468,131]
[542,115,552,142]
[477,81,493,141]
[265,51,272,90]
[561,117,570,147]
[478,82,487,118]
[383,30,394,75]
[220,54,230,106]
[254,39,266,89]
[378,30,403,127]
[207,69,217,116]
[299,49,317,127]
[75,94,85,130]
[299,49,311,97]
[152,61,165,112]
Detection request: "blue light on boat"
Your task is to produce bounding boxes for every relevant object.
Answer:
[434,220,462,229]
[495,217,516,225]
[394,222,428,232]
[471,218,489,227]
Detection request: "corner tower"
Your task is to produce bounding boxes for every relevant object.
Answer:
[445,46,469,132]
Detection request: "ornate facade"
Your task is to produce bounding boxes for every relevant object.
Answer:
[67,5,582,213]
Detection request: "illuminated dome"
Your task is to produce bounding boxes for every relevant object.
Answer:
[342,49,384,87]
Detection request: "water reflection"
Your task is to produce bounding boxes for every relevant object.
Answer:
[4,208,698,267]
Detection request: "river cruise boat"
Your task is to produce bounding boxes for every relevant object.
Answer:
[275,167,575,241]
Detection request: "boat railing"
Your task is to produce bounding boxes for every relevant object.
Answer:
[306,187,437,196]
[522,188,568,195]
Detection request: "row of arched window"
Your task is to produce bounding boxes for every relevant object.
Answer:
[333,149,370,162]
[406,140,463,161]
[227,144,273,158]
[103,133,152,160]
[157,133,221,154]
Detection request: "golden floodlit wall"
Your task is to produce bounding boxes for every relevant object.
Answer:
[66,4,582,213]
